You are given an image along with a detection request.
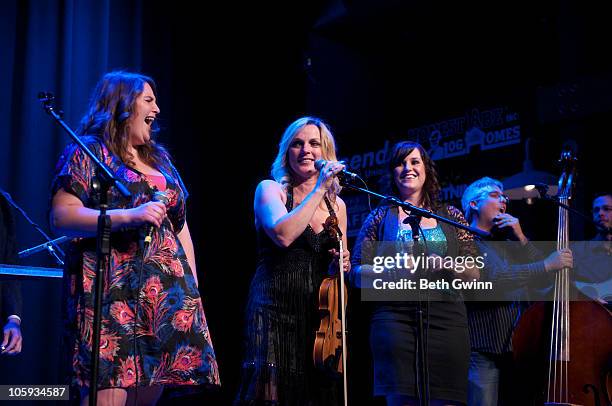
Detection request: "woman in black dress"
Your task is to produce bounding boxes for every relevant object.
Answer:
[351,141,479,406]
[235,117,350,406]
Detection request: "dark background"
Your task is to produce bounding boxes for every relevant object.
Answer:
[0,1,609,405]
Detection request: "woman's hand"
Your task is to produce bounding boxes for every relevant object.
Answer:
[328,248,351,275]
[492,213,527,242]
[125,201,167,228]
[544,248,573,272]
[51,189,168,237]
[316,161,345,192]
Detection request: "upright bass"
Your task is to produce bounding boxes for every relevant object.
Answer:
[512,149,612,406]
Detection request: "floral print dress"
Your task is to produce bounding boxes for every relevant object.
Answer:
[52,137,220,390]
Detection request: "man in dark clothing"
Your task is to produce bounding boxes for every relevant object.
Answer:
[572,192,612,304]
[0,188,23,355]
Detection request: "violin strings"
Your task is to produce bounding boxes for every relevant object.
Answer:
[552,270,560,403]
[563,197,570,403]
[560,203,565,403]
[549,270,557,402]
[564,266,569,403]
[556,194,571,403]
[338,238,348,406]
[546,167,575,404]
[560,213,563,404]
[548,199,562,403]
[551,174,563,404]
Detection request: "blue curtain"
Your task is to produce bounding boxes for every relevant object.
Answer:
[0,0,144,388]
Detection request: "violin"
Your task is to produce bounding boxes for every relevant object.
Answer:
[313,213,349,406]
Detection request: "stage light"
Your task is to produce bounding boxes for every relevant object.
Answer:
[503,139,558,200]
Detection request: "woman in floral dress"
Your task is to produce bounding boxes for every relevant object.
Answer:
[50,71,219,405]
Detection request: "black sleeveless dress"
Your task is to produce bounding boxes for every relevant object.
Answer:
[235,187,341,406]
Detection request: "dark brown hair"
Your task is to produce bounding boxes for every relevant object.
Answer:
[77,71,170,170]
[387,141,441,210]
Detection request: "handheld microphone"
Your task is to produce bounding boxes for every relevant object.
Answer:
[144,191,169,245]
[314,159,359,182]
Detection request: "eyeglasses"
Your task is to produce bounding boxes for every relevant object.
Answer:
[487,191,509,204]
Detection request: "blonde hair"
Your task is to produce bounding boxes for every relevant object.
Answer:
[271,116,341,200]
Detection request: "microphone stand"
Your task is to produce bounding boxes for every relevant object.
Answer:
[18,236,71,265]
[341,183,490,239]
[0,188,67,266]
[341,181,489,406]
[535,184,602,230]
[403,212,430,406]
[39,92,131,406]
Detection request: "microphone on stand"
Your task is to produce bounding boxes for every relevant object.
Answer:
[144,191,169,245]
[314,159,359,183]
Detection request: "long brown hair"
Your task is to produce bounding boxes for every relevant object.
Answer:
[77,71,170,170]
[388,141,441,210]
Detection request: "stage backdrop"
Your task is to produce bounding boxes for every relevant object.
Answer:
[1,2,610,406]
